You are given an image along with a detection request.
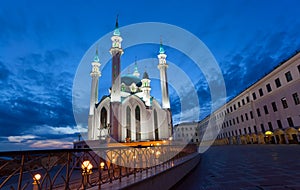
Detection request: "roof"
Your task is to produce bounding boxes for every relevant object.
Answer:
[143,72,149,79]
[121,75,141,86]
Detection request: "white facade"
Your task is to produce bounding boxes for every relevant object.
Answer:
[174,122,200,144]
[88,23,172,142]
[198,52,300,145]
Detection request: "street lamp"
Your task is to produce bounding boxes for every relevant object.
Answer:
[81,160,93,189]
[98,162,105,189]
[32,173,41,190]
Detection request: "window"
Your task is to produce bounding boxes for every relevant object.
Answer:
[245,96,249,103]
[275,78,281,88]
[229,120,232,126]
[135,106,141,141]
[259,88,264,96]
[242,99,245,105]
[254,125,257,133]
[250,111,253,119]
[236,117,239,124]
[277,120,282,129]
[238,102,241,107]
[263,105,269,114]
[271,102,278,112]
[287,117,294,127]
[292,93,300,105]
[244,128,247,134]
[261,124,265,133]
[126,107,132,139]
[281,97,288,109]
[268,122,273,131]
[298,65,300,73]
[266,83,272,92]
[257,108,261,117]
[233,118,235,125]
[248,127,252,134]
[230,106,233,112]
[245,113,248,120]
[252,92,257,100]
[285,71,293,82]
[234,104,236,110]
[239,129,242,135]
[241,115,244,122]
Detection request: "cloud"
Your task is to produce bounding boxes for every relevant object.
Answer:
[8,135,38,143]
[29,139,73,149]
[29,124,86,136]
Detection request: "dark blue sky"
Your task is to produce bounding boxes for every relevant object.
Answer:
[0,0,299,151]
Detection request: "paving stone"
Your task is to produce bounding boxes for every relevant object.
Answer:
[174,145,300,190]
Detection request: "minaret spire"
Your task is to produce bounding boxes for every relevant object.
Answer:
[133,56,140,78]
[113,15,120,36]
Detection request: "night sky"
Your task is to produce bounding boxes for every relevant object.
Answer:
[1,0,299,151]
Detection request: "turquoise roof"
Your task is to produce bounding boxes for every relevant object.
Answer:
[159,43,165,54]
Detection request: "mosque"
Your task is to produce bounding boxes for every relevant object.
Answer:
[87,19,173,143]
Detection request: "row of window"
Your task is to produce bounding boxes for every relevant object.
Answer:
[220,117,295,138]
[222,92,299,128]
[175,126,197,131]
[253,71,294,101]
[215,64,300,119]
[176,132,198,138]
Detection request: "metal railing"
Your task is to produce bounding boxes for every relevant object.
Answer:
[0,144,197,190]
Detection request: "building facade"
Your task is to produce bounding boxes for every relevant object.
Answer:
[87,20,172,143]
[198,52,300,145]
[173,122,200,144]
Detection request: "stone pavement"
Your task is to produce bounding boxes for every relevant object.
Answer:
[173,145,300,190]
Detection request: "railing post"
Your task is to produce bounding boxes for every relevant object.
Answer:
[18,154,25,190]
[119,149,122,182]
[65,152,70,189]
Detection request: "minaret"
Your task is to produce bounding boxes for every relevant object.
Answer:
[157,41,170,109]
[109,16,123,141]
[141,71,151,106]
[88,49,101,140]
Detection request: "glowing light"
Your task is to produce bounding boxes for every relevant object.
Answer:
[100,162,105,169]
[82,160,93,172]
[265,131,273,135]
[34,174,41,181]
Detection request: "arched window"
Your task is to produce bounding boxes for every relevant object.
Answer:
[135,106,141,141]
[126,106,131,139]
[154,109,159,140]
[101,107,107,128]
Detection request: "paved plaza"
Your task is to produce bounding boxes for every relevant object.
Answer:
[174,145,300,190]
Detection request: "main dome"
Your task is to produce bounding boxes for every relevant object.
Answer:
[121,75,142,87]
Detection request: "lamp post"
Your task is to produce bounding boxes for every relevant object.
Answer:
[98,162,105,189]
[81,160,93,189]
[32,173,41,190]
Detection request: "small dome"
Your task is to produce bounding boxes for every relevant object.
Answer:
[121,75,141,86]
[143,72,149,79]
